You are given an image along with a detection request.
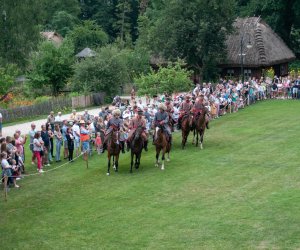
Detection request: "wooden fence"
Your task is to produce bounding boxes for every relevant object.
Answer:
[1,93,105,123]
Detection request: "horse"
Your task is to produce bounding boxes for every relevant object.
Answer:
[129,126,144,173]
[107,129,121,176]
[192,108,206,149]
[181,114,192,149]
[154,125,171,170]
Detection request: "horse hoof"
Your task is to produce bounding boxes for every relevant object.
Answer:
[167,158,170,162]
[106,173,110,176]
[155,164,158,167]
[161,166,165,170]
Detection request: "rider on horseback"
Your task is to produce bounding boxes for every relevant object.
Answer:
[153,103,172,144]
[165,97,175,132]
[177,94,193,129]
[127,108,148,151]
[102,109,124,153]
[192,95,210,129]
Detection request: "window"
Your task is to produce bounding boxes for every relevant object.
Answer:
[227,69,234,77]
[244,69,251,78]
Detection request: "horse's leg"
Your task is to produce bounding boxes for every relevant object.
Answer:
[107,155,111,176]
[161,148,165,170]
[155,149,159,167]
[196,130,199,147]
[192,128,195,144]
[113,155,116,171]
[181,130,185,149]
[135,153,140,169]
[130,152,133,173]
[115,155,119,172]
[200,130,204,150]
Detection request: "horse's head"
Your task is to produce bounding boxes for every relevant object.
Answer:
[134,126,143,141]
[154,126,162,141]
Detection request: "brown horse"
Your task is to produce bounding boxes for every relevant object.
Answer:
[107,129,121,176]
[181,114,192,149]
[129,126,144,173]
[192,108,206,149]
[154,125,171,170]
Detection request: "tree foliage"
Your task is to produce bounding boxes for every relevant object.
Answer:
[135,61,193,96]
[67,21,109,53]
[27,40,74,96]
[50,11,79,37]
[72,45,150,98]
[136,0,236,81]
[0,0,42,67]
[0,64,19,96]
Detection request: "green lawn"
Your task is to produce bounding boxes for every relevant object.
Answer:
[1,100,300,249]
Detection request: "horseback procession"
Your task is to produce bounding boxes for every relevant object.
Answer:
[73,88,211,176]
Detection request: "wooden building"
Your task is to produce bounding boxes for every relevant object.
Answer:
[219,17,296,79]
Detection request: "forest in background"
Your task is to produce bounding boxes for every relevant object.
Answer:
[0,0,299,104]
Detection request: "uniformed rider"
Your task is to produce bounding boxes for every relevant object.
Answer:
[192,95,210,129]
[153,103,172,144]
[127,108,148,151]
[177,94,193,129]
[102,109,123,153]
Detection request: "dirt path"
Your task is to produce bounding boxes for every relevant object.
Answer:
[2,96,134,137]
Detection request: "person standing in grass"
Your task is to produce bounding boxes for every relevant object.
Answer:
[72,120,80,157]
[1,151,19,188]
[41,125,51,167]
[61,120,69,160]
[54,124,62,162]
[79,120,90,161]
[29,123,36,165]
[66,127,74,162]
[33,131,44,173]
[47,111,55,131]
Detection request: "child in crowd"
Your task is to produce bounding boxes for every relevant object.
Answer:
[95,132,102,155]
[1,151,19,189]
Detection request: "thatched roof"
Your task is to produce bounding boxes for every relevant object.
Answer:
[221,17,296,67]
[40,31,63,45]
[75,48,96,58]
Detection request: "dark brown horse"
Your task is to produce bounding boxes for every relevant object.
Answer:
[154,125,171,170]
[129,126,144,173]
[181,114,192,149]
[192,108,207,149]
[107,129,121,175]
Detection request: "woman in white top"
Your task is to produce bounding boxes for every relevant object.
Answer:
[33,131,44,173]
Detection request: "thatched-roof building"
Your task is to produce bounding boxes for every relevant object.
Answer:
[219,17,296,79]
[75,48,96,58]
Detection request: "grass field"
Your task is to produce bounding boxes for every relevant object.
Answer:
[1,100,300,249]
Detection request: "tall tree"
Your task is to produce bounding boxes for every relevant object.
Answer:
[137,0,236,80]
[27,40,74,96]
[67,20,109,53]
[0,0,42,67]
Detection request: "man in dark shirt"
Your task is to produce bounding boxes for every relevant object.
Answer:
[41,124,51,166]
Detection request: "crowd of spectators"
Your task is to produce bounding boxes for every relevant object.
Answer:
[1,75,300,190]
